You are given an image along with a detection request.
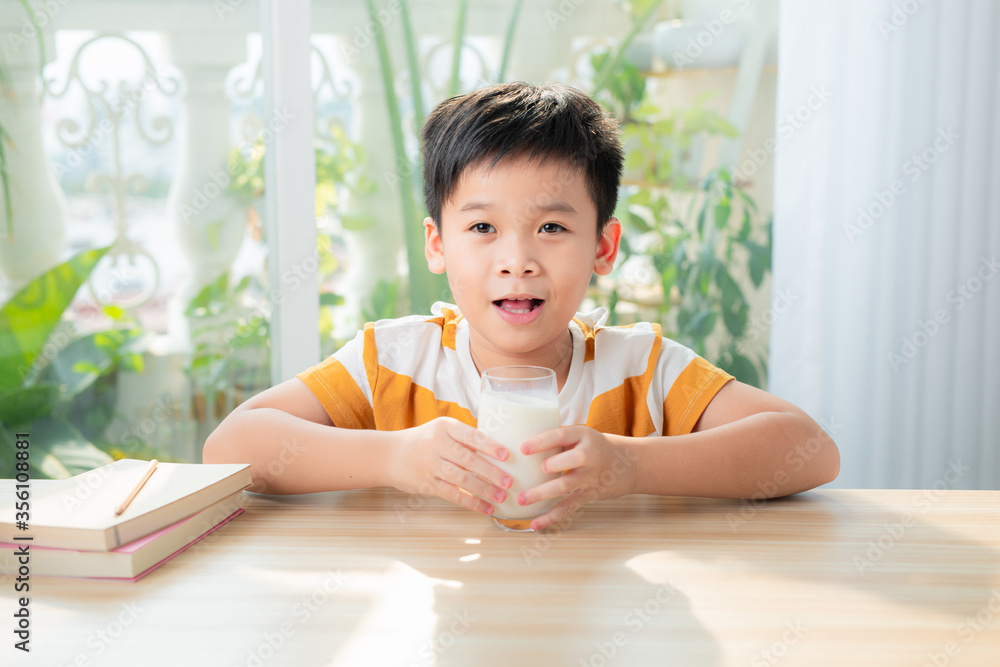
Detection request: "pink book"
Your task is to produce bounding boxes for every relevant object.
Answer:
[1,492,244,581]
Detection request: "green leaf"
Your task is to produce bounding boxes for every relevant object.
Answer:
[747,241,771,288]
[29,416,115,478]
[185,271,230,315]
[696,202,708,236]
[687,309,717,338]
[0,383,62,426]
[71,360,102,375]
[626,206,652,233]
[0,246,111,395]
[320,292,344,307]
[341,213,375,231]
[723,303,748,338]
[0,422,14,478]
[713,198,731,230]
[724,352,761,389]
[43,329,143,399]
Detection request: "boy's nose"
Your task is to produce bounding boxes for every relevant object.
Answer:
[496,248,539,276]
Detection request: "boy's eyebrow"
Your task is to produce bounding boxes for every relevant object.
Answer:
[457,198,578,214]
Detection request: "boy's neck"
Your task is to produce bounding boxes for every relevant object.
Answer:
[468,329,574,392]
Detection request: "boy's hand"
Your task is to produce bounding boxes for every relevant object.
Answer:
[390,417,513,516]
[517,426,638,531]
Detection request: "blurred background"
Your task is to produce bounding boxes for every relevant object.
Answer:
[0,0,996,491]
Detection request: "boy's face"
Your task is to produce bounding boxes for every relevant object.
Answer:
[424,155,620,365]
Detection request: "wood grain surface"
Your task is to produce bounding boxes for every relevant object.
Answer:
[1,483,998,667]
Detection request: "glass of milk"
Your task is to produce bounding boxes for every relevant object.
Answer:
[477,366,562,532]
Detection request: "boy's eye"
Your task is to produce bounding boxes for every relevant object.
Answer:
[471,222,495,234]
[540,222,565,234]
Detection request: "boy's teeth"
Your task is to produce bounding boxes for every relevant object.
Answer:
[499,298,536,314]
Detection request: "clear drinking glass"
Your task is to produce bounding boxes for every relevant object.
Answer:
[477,366,562,532]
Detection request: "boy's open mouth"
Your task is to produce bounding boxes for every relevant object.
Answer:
[493,298,544,314]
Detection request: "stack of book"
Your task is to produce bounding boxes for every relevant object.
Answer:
[0,459,252,582]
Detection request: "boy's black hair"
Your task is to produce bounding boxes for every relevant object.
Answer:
[420,82,624,235]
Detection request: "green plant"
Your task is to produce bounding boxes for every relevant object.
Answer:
[224,121,361,359]
[0,246,151,478]
[618,171,772,386]
[590,25,774,388]
[185,270,270,398]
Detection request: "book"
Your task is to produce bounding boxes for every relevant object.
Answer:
[0,491,245,580]
[0,459,252,550]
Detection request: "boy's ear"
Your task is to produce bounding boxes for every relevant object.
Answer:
[594,218,622,276]
[424,217,446,274]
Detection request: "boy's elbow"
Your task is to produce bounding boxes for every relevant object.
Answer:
[202,418,241,465]
[819,438,841,486]
[202,429,226,464]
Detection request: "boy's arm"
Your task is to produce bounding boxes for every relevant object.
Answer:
[202,379,397,494]
[203,379,512,511]
[617,380,840,498]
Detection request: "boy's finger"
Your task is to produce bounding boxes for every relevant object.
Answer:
[452,423,509,461]
[521,426,579,455]
[438,453,509,504]
[530,491,587,531]
[517,471,575,506]
[443,439,513,491]
[432,479,495,516]
[538,448,584,474]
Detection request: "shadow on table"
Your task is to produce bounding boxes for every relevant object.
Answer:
[290,488,725,667]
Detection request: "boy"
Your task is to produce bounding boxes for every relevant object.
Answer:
[204,82,839,531]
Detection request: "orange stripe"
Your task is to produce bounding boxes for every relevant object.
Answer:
[573,316,596,363]
[295,359,375,429]
[584,335,661,437]
[362,322,378,397]
[663,357,733,436]
[372,366,476,430]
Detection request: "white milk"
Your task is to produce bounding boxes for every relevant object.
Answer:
[477,390,561,519]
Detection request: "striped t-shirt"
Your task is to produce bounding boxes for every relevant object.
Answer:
[296,302,733,437]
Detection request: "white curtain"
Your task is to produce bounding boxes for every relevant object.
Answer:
[770,0,1000,489]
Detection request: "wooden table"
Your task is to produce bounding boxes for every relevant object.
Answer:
[2,485,999,666]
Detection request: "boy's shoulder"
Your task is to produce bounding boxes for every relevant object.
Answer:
[357,303,465,366]
[574,306,662,342]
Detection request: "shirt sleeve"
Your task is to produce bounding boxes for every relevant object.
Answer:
[658,340,734,436]
[295,326,376,429]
